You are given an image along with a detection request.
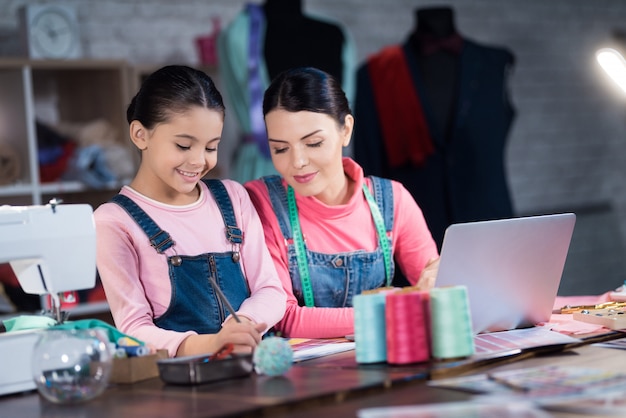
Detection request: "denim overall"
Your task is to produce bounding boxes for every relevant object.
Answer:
[262,175,394,308]
[110,179,250,334]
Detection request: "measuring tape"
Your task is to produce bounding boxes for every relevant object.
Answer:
[286,182,392,307]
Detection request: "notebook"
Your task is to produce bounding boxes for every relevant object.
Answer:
[435,213,576,334]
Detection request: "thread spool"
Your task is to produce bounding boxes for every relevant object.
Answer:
[385,289,430,364]
[430,285,475,360]
[117,336,141,347]
[118,345,150,357]
[354,292,388,363]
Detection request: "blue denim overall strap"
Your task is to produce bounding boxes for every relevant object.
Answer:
[110,194,174,254]
[109,182,250,334]
[262,175,394,307]
[203,179,244,246]
[369,175,395,248]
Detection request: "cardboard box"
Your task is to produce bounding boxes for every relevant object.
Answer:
[109,349,168,384]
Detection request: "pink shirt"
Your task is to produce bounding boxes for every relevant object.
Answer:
[245,158,438,338]
[95,180,286,356]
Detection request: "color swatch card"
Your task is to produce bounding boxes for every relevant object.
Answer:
[473,327,580,358]
[487,365,626,398]
[430,365,626,403]
[358,401,551,418]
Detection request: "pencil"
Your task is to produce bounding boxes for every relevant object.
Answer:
[208,274,241,323]
[487,373,529,392]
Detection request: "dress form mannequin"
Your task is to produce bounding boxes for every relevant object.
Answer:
[353,5,515,250]
[409,7,460,143]
[263,0,344,83]
[217,0,356,183]
[413,6,456,38]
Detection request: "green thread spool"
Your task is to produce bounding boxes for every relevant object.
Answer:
[430,285,475,360]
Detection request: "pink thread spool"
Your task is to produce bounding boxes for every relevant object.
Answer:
[385,289,430,364]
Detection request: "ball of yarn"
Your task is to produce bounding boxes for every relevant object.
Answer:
[253,336,293,376]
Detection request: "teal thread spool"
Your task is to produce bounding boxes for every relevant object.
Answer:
[430,285,475,360]
[354,292,387,363]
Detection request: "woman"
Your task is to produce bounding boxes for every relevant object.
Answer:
[95,65,286,357]
[245,67,438,338]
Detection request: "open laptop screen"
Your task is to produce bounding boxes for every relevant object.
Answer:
[435,213,576,334]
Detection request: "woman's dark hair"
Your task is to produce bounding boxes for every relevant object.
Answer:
[263,67,352,126]
[126,65,225,128]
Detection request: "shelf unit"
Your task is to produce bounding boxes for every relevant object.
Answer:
[0,58,136,319]
[0,58,134,207]
[0,61,220,319]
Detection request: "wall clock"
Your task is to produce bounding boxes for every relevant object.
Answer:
[19,4,82,60]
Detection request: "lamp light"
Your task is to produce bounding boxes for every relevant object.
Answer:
[596,48,626,93]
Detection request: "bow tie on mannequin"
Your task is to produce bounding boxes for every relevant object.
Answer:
[417,33,463,55]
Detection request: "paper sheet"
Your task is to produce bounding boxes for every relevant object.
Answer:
[289,338,355,362]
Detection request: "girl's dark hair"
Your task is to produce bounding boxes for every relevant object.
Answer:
[126,65,225,128]
[263,67,351,126]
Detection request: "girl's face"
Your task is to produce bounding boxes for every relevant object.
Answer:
[265,109,353,205]
[130,106,223,205]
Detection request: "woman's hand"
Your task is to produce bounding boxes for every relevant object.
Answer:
[176,320,267,357]
[417,257,440,290]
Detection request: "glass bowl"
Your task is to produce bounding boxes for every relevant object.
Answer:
[31,328,113,404]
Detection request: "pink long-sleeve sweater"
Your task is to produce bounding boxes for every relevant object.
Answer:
[94,180,286,356]
[245,158,438,338]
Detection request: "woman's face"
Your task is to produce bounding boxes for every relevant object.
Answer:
[265,109,353,204]
[130,106,223,205]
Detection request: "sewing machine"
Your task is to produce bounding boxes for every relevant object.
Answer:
[0,201,96,396]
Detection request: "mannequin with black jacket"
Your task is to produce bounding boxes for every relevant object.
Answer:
[409,6,461,145]
[353,6,516,250]
[263,0,345,83]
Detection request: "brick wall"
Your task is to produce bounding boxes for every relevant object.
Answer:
[2,0,626,294]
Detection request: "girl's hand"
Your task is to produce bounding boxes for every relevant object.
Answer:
[217,320,267,353]
[176,321,267,357]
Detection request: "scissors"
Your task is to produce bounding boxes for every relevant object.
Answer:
[208,343,235,361]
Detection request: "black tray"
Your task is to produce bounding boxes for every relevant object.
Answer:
[157,353,253,385]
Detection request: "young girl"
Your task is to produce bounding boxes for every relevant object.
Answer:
[245,67,439,339]
[95,65,286,357]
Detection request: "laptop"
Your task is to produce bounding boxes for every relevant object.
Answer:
[435,213,576,335]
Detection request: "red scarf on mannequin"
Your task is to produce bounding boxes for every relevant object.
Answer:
[366,45,434,168]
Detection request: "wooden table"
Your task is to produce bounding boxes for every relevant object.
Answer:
[2,338,626,417]
[288,344,626,418]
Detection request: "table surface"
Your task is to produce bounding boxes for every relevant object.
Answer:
[2,334,626,417]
